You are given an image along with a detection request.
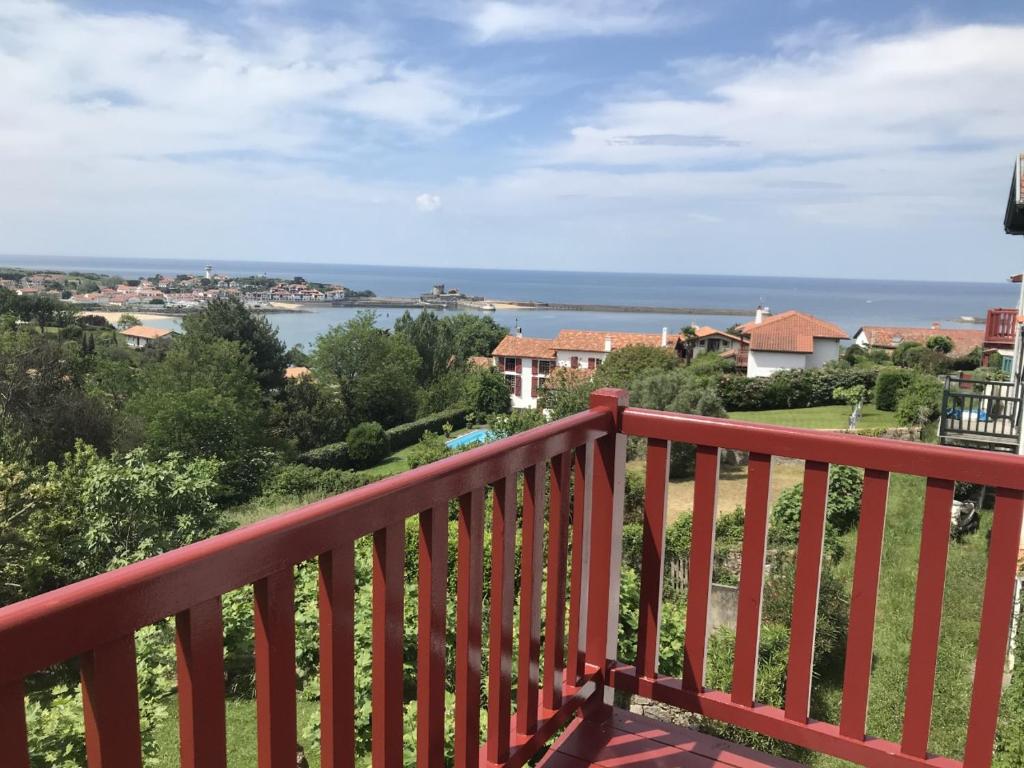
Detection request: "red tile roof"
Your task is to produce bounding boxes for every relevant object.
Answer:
[492,336,555,359]
[854,326,984,356]
[740,311,847,354]
[692,325,742,342]
[285,366,311,379]
[119,325,173,340]
[467,355,492,368]
[551,329,676,352]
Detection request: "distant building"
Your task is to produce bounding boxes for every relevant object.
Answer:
[119,325,174,349]
[736,310,847,378]
[853,324,984,357]
[681,325,744,362]
[491,327,681,408]
[284,366,312,380]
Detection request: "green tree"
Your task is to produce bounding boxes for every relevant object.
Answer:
[346,422,391,469]
[182,296,288,391]
[926,335,954,354]
[129,334,271,500]
[895,375,943,427]
[464,366,511,415]
[272,376,349,452]
[538,367,595,419]
[591,345,679,391]
[116,313,140,330]
[313,312,421,427]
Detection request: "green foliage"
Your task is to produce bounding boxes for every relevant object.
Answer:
[491,408,548,438]
[623,469,646,524]
[182,296,287,391]
[874,367,914,411]
[129,334,271,501]
[345,422,391,469]
[116,313,140,330]
[405,431,451,469]
[993,606,1024,766]
[832,384,866,406]
[464,366,511,416]
[0,330,114,462]
[386,407,470,450]
[895,374,942,426]
[393,311,507,385]
[538,367,595,419]
[926,335,954,353]
[265,463,366,498]
[768,465,862,555]
[313,312,421,427]
[272,376,349,452]
[591,345,679,390]
[0,288,76,328]
[717,366,878,411]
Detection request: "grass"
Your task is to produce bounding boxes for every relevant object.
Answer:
[150,698,321,767]
[729,403,899,430]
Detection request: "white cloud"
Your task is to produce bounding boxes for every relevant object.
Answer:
[441,0,686,43]
[415,193,443,212]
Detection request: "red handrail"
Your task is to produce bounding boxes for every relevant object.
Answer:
[984,307,1017,346]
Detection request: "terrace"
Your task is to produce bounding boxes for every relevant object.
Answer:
[939,376,1022,451]
[1,388,1022,768]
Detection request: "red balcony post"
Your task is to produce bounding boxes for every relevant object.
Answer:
[254,569,297,768]
[372,524,405,768]
[585,387,628,709]
[487,477,517,763]
[566,444,592,685]
[81,634,144,768]
[543,450,572,709]
[417,505,448,768]
[517,463,545,734]
[319,543,355,768]
[636,437,670,680]
[176,598,227,768]
[455,490,484,768]
[682,444,720,693]
[0,681,29,768]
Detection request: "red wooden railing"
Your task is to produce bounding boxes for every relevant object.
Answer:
[984,307,1017,347]
[0,388,1022,768]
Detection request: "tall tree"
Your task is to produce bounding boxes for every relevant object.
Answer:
[313,311,421,427]
[182,296,287,391]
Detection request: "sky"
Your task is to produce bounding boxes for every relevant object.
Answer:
[1,0,1023,281]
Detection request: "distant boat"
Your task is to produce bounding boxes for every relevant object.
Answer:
[479,302,496,312]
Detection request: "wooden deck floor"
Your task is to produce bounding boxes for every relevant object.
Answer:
[537,709,805,768]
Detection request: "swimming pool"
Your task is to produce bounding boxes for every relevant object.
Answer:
[446,428,495,450]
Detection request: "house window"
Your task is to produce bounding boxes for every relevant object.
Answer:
[503,356,517,372]
[570,356,579,369]
[537,360,553,375]
[587,357,596,370]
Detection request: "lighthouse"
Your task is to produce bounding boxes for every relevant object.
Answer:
[204,265,213,280]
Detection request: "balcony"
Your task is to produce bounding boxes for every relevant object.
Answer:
[939,375,1022,451]
[1,389,1023,768]
[983,308,1017,349]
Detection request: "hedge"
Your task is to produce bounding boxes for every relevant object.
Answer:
[717,367,878,411]
[299,406,471,469]
[874,367,915,411]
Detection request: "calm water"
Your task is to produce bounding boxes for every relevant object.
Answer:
[11,255,1019,349]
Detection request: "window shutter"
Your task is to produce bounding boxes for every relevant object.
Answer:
[514,358,522,396]
[588,357,596,370]
[571,356,578,368]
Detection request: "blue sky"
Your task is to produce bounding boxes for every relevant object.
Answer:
[1,1,1022,280]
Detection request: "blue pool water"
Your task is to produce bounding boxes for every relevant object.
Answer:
[446,429,495,449]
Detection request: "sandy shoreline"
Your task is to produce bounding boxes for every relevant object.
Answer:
[85,310,180,324]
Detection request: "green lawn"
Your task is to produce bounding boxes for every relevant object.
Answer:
[729,403,899,430]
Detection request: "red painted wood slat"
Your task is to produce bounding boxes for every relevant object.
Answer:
[839,468,890,740]
[455,490,484,768]
[81,634,143,768]
[900,477,954,759]
[254,569,297,768]
[731,452,773,707]
[962,486,1024,768]
[0,681,29,768]
[636,438,670,679]
[566,444,591,685]
[585,389,628,707]
[417,505,448,768]
[372,524,405,768]
[488,476,518,763]
[176,598,226,768]
[682,444,720,693]
[784,460,829,723]
[517,463,546,734]
[544,451,572,709]
[319,543,355,768]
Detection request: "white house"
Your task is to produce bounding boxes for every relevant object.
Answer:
[737,310,847,378]
[491,328,681,408]
[681,326,744,361]
[119,325,174,349]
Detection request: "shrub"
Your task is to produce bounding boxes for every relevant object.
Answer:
[299,440,350,469]
[266,463,365,498]
[405,431,451,469]
[346,421,391,469]
[768,465,861,554]
[895,375,943,426]
[491,408,548,438]
[718,366,878,411]
[874,368,914,411]
[926,335,954,353]
[623,469,646,524]
[385,407,469,450]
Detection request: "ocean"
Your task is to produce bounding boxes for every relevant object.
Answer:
[11,255,1019,350]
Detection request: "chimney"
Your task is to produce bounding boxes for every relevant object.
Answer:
[516,326,523,338]
[604,335,612,352]
[661,327,668,347]
[930,322,941,330]
[755,305,764,325]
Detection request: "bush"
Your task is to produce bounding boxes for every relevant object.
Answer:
[385,407,469,450]
[405,431,451,469]
[299,440,350,469]
[874,368,914,411]
[623,469,646,524]
[767,465,862,555]
[895,375,943,426]
[926,335,954,353]
[266,463,365,498]
[717,366,878,411]
[346,422,390,469]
